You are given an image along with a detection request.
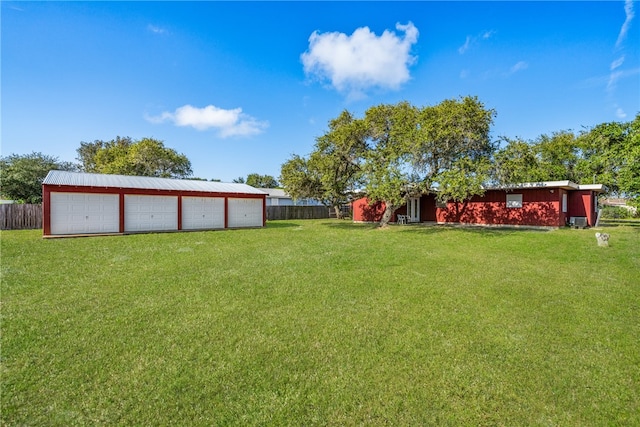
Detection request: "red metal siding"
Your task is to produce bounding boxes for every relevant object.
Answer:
[224,197,229,229]
[421,194,437,222]
[568,190,596,226]
[177,196,183,231]
[436,189,562,226]
[352,188,599,227]
[119,193,125,232]
[42,188,52,236]
[394,205,407,221]
[263,197,267,228]
[352,197,386,222]
[559,189,567,226]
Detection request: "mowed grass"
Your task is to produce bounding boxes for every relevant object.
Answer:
[1,221,638,426]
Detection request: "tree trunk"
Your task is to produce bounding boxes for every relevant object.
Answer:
[379,202,397,227]
[333,205,344,219]
[453,201,468,222]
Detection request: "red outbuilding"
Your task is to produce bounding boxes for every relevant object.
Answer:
[353,181,604,228]
[42,170,267,237]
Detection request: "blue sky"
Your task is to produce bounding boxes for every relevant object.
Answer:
[2,1,638,182]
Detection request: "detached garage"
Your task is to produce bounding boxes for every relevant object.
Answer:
[42,170,267,237]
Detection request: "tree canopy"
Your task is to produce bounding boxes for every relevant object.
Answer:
[362,101,417,225]
[245,174,279,188]
[577,114,640,206]
[280,96,497,226]
[491,113,640,206]
[281,110,367,218]
[410,96,496,204]
[233,174,279,188]
[359,97,496,225]
[0,152,78,203]
[76,136,192,179]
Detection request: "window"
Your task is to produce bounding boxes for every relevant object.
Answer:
[562,194,567,213]
[506,194,523,208]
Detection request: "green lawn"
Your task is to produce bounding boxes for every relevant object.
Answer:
[2,221,638,426]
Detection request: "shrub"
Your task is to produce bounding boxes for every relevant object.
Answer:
[600,205,637,219]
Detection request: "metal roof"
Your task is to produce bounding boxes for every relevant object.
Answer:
[262,188,289,198]
[487,181,605,192]
[43,170,267,195]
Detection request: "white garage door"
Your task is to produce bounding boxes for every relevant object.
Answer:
[228,198,263,228]
[182,197,225,230]
[50,192,119,235]
[125,195,177,232]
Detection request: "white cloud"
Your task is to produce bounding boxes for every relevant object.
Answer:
[458,36,472,54]
[607,70,624,92]
[147,24,168,35]
[607,1,636,117]
[482,30,495,40]
[610,56,625,70]
[504,61,529,77]
[616,0,635,49]
[146,105,269,138]
[510,61,528,73]
[301,22,419,98]
[458,30,495,54]
[578,67,639,90]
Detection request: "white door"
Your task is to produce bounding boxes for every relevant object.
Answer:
[125,195,177,232]
[50,192,119,235]
[182,197,224,230]
[228,198,263,228]
[408,197,420,223]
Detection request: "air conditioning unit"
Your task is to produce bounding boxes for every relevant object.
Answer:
[570,216,588,229]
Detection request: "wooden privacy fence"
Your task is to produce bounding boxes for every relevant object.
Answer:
[267,206,331,221]
[0,204,42,230]
[0,204,348,230]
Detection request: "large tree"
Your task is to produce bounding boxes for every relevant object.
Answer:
[362,96,496,226]
[492,137,544,185]
[0,152,78,203]
[493,131,584,185]
[491,114,640,208]
[282,97,497,226]
[620,114,640,206]
[535,130,580,182]
[362,102,417,226]
[577,114,640,205]
[411,96,496,203]
[76,136,192,178]
[312,110,368,217]
[280,110,367,218]
[280,154,324,201]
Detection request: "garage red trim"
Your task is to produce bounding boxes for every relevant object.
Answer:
[42,171,266,237]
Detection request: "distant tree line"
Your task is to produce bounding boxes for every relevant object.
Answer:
[0,137,193,203]
[233,174,279,188]
[76,136,192,179]
[0,135,281,203]
[0,153,79,204]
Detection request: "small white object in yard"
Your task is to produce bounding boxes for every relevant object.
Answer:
[595,232,610,247]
